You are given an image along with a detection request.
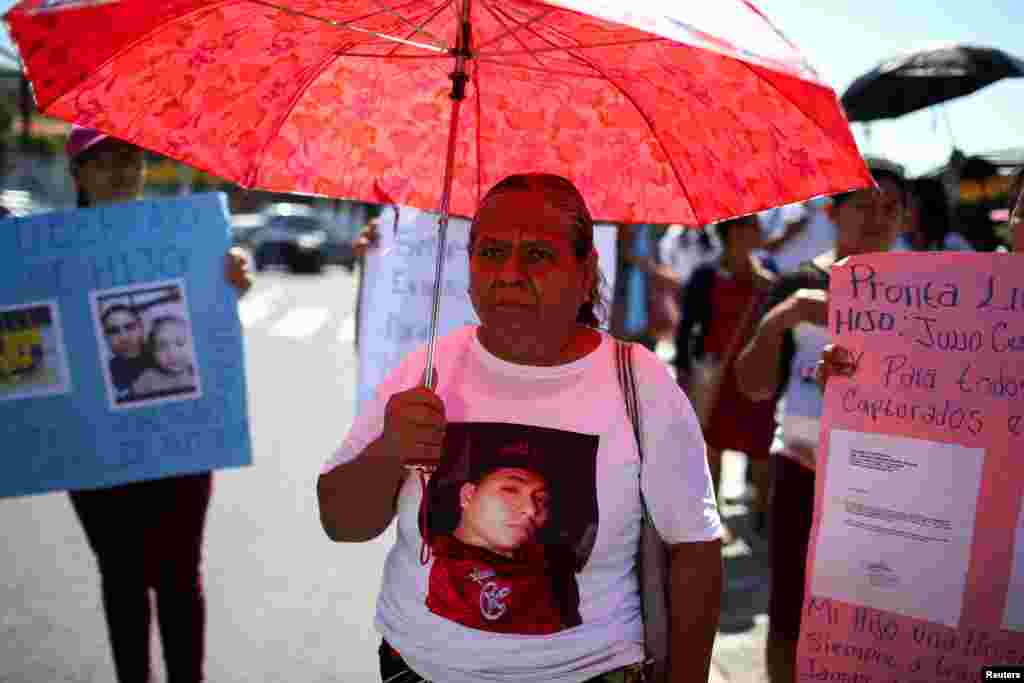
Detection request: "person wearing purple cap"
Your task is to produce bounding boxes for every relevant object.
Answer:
[66,126,146,207]
[64,126,250,683]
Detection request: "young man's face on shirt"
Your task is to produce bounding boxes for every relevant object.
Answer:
[455,467,551,558]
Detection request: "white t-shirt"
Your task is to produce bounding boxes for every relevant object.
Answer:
[657,224,721,285]
[321,326,721,683]
[771,321,830,461]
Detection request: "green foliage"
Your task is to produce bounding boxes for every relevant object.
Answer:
[5,131,63,156]
[0,105,13,135]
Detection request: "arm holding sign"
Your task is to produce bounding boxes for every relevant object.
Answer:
[735,282,829,402]
[318,373,445,542]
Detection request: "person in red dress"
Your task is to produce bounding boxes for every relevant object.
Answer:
[674,215,777,539]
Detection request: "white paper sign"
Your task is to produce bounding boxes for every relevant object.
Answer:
[811,428,985,628]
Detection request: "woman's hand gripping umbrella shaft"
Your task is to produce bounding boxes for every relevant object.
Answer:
[318,370,445,542]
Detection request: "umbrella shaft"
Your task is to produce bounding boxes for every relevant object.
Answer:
[422,16,469,390]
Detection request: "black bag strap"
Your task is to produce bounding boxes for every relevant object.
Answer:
[616,339,670,680]
[616,340,662,534]
[615,339,644,465]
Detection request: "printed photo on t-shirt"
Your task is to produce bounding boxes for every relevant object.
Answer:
[420,422,599,635]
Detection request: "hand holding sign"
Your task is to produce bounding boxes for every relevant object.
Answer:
[352,219,381,260]
[815,343,860,388]
[224,247,252,295]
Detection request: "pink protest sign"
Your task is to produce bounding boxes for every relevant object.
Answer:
[798,252,1024,682]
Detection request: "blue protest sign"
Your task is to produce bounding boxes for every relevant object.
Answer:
[0,193,252,498]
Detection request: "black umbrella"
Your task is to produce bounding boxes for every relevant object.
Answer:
[842,45,1024,123]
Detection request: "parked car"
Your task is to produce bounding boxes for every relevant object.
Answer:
[249,204,327,274]
[0,189,51,217]
[230,212,267,248]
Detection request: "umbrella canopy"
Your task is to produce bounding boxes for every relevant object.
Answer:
[842,44,1024,123]
[7,0,870,226]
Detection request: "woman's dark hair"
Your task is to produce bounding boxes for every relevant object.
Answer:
[469,173,608,327]
[697,227,713,253]
[909,177,952,248]
[99,304,141,329]
[70,140,110,209]
[69,137,143,208]
[713,215,758,248]
[833,168,908,209]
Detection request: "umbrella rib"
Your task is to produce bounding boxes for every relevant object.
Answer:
[362,0,451,50]
[473,4,557,52]
[516,21,697,223]
[476,0,550,73]
[35,0,447,112]
[729,57,843,165]
[32,0,241,110]
[247,41,363,188]
[583,65,697,223]
[474,58,612,80]
[246,0,449,52]
[476,36,668,58]
[382,0,455,59]
[472,62,483,209]
[736,0,820,81]
[329,52,450,59]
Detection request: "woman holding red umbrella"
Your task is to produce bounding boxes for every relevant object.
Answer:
[319,174,724,683]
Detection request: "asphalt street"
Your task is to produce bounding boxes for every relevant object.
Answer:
[0,266,769,683]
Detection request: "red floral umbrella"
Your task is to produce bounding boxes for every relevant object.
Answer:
[7,0,871,381]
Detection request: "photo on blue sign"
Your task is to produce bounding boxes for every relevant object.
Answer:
[0,300,72,402]
[89,278,202,410]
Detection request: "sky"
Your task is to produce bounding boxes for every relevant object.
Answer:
[750,0,1022,175]
[0,0,1019,178]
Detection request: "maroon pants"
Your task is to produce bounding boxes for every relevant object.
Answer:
[767,454,816,641]
[70,472,212,683]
